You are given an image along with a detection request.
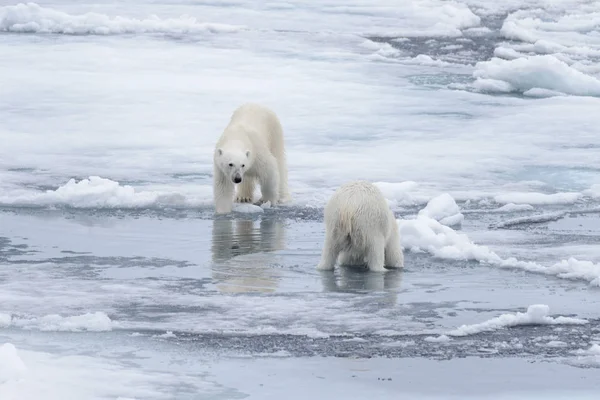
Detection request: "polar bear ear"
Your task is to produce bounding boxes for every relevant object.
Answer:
[217,148,223,156]
[245,150,250,158]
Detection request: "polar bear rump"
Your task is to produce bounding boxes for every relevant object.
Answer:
[317,181,404,272]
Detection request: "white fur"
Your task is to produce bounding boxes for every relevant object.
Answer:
[317,181,404,272]
[213,103,291,214]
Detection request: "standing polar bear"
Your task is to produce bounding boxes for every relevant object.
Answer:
[317,181,404,272]
[213,103,291,214]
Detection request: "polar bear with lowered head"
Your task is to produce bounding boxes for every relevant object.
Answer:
[213,103,291,214]
[317,181,404,272]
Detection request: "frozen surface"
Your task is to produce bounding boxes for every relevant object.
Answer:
[2,0,600,398]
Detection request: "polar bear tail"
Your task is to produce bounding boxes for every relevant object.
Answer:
[337,208,369,252]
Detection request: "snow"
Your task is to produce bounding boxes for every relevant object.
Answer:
[424,335,452,343]
[0,176,210,209]
[0,344,27,384]
[493,204,535,213]
[0,312,114,332]
[1,0,600,396]
[576,344,600,356]
[493,47,522,61]
[523,88,567,98]
[584,184,600,198]
[473,55,600,97]
[0,3,244,34]
[492,212,567,229]
[0,314,11,328]
[546,258,600,286]
[447,305,588,337]
[374,181,424,207]
[155,331,177,338]
[0,1,483,38]
[399,198,600,286]
[232,203,265,214]
[418,193,464,227]
[403,54,454,67]
[0,343,209,399]
[544,340,568,348]
[494,192,582,205]
[570,344,600,368]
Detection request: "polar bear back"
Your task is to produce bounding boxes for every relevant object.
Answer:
[218,103,285,156]
[324,181,394,250]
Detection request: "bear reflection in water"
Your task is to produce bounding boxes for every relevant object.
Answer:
[319,266,403,308]
[211,217,286,294]
[319,267,403,293]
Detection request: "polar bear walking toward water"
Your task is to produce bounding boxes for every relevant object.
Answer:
[317,181,404,272]
[213,103,291,214]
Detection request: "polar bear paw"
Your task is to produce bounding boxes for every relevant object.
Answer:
[235,196,253,203]
[254,198,267,206]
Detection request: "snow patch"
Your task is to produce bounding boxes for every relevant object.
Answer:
[1,312,114,332]
[361,40,402,60]
[0,176,206,209]
[398,208,600,286]
[494,191,582,205]
[155,331,177,338]
[363,1,481,38]
[403,54,454,67]
[447,305,587,337]
[575,344,600,356]
[473,55,600,97]
[523,88,567,98]
[584,184,600,198]
[0,3,243,35]
[492,211,566,229]
[544,340,568,348]
[0,343,204,398]
[0,314,11,328]
[493,203,535,213]
[546,258,600,286]
[418,193,464,227]
[424,335,452,343]
[493,47,522,60]
[570,344,600,368]
[232,203,265,214]
[373,181,426,207]
[0,343,27,384]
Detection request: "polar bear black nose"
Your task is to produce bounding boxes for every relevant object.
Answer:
[234,176,242,184]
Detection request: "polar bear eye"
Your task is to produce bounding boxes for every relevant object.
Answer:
[241,164,245,168]
[228,163,233,167]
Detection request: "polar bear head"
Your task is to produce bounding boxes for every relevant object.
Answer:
[215,147,251,184]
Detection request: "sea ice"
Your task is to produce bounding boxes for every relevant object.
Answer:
[447,304,588,337]
[418,193,464,226]
[473,55,600,97]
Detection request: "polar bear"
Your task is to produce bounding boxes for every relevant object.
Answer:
[213,103,291,214]
[317,181,404,272]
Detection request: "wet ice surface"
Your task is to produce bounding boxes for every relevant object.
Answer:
[2,0,600,398]
[2,208,600,398]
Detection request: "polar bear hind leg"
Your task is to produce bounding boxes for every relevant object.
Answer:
[384,225,404,268]
[366,233,386,272]
[317,230,339,270]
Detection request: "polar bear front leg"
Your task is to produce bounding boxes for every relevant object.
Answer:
[256,156,280,206]
[214,172,235,214]
[235,177,255,203]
